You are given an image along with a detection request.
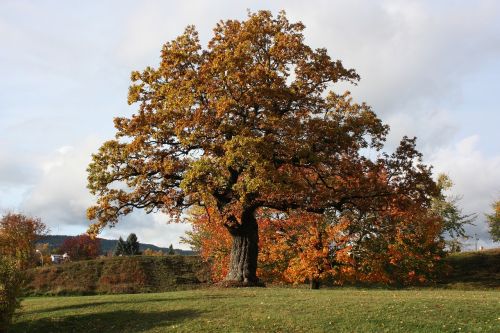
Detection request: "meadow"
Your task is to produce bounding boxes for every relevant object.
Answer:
[11,288,500,333]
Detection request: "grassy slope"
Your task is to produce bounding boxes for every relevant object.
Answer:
[25,248,499,296]
[25,256,209,295]
[12,288,500,333]
[440,248,500,289]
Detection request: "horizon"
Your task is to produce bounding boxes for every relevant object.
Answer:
[39,234,186,249]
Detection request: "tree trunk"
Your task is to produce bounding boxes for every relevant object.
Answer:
[224,209,260,285]
[310,278,320,289]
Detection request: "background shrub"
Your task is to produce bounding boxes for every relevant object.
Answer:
[0,256,24,331]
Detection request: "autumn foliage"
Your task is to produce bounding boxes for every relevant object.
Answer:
[0,213,46,330]
[88,11,441,284]
[59,234,101,261]
[186,202,445,287]
[182,207,232,281]
[0,213,48,270]
[259,211,349,287]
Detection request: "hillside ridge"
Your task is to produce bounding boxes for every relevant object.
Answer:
[38,235,196,255]
[25,255,209,295]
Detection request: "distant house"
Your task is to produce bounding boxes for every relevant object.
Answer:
[50,253,70,264]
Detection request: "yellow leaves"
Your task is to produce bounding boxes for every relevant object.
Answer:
[221,135,276,196]
[127,84,143,105]
[130,70,141,82]
[214,96,235,118]
[180,157,227,197]
[436,173,453,192]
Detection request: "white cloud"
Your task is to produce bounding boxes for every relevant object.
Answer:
[0,149,39,188]
[17,137,193,249]
[290,0,500,109]
[385,107,459,152]
[20,139,99,227]
[285,0,500,153]
[115,0,274,68]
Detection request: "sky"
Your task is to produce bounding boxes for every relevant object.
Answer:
[0,0,499,250]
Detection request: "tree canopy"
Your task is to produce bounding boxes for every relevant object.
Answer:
[0,213,48,270]
[59,234,101,260]
[126,233,141,255]
[432,174,476,240]
[87,11,438,284]
[113,237,127,256]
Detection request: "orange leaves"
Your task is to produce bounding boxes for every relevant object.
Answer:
[279,215,331,283]
[182,207,232,282]
[351,204,446,286]
[186,197,446,286]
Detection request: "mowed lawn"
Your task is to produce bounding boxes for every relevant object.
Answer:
[11,288,500,333]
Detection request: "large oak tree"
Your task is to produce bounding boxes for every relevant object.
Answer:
[87,11,436,284]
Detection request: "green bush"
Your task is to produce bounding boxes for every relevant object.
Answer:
[0,256,24,331]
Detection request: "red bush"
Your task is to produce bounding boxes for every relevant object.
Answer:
[59,234,101,261]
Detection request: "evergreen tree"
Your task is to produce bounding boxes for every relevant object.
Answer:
[114,237,126,256]
[167,244,175,255]
[126,233,140,255]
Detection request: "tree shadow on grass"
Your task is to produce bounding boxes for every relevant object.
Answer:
[23,294,228,315]
[11,309,202,333]
[22,301,111,315]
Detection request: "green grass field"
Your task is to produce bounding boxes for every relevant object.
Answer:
[11,288,500,333]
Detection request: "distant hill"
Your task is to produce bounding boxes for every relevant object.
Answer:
[37,235,196,256]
